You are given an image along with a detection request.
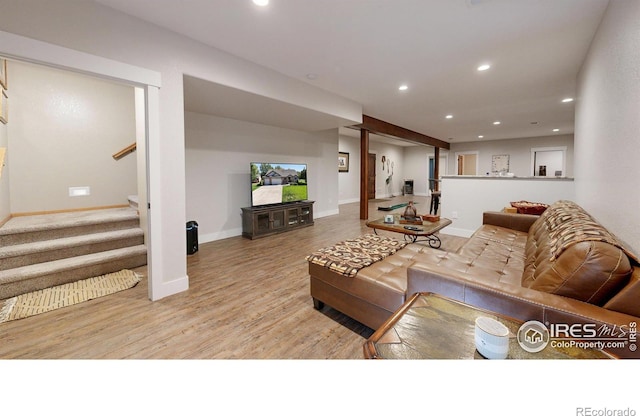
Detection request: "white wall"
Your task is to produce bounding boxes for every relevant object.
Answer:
[8,60,136,213]
[368,142,405,199]
[185,112,339,243]
[337,134,575,200]
[441,176,575,237]
[448,134,574,177]
[134,88,149,243]
[338,133,360,204]
[337,133,574,203]
[575,0,640,255]
[402,146,430,197]
[0,1,360,300]
[337,136,410,203]
[0,93,8,221]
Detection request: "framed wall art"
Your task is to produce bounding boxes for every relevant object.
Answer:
[338,152,349,172]
[491,154,510,175]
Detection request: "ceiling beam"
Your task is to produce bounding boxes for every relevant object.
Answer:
[350,115,450,150]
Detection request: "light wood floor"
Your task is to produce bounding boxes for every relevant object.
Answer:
[0,195,466,359]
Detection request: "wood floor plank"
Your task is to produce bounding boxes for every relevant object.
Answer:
[0,196,467,359]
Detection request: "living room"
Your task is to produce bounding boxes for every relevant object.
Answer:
[1,0,639,414]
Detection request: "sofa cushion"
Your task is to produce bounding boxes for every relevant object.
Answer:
[466,224,529,250]
[522,201,633,305]
[603,267,640,316]
[345,244,444,312]
[456,224,527,282]
[410,248,524,288]
[527,241,632,305]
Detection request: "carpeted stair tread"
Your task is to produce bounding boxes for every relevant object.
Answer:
[0,207,138,234]
[0,245,147,299]
[0,228,144,271]
[0,245,147,285]
[0,207,147,300]
[0,207,139,246]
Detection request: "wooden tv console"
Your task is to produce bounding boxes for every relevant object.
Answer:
[242,201,314,239]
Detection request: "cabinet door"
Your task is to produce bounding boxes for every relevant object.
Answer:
[287,208,300,226]
[271,209,285,230]
[255,211,271,234]
[300,205,311,224]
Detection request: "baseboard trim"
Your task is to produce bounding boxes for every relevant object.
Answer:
[11,205,131,217]
[441,227,474,238]
[200,228,243,244]
[150,274,189,301]
[315,208,339,218]
[0,214,11,228]
[339,198,360,205]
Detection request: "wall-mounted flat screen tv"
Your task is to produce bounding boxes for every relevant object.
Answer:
[250,162,308,207]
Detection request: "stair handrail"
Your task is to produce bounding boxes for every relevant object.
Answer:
[112,143,136,160]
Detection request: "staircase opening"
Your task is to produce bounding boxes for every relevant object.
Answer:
[5,59,141,215]
[0,53,154,298]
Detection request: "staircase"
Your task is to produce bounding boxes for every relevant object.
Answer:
[0,207,147,300]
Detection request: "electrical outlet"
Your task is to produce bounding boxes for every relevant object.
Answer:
[452,211,458,219]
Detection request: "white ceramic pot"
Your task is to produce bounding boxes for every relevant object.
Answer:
[475,316,510,359]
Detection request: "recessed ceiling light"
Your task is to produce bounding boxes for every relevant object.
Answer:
[398,84,408,91]
[478,135,484,139]
[253,0,269,6]
[445,114,453,119]
[553,128,560,132]
[493,121,501,125]
[477,64,491,71]
[562,98,574,103]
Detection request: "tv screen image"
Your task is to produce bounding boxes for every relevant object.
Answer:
[251,162,308,206]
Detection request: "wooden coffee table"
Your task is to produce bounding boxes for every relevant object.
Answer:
[364,292,615,359]
[365,217,452,247]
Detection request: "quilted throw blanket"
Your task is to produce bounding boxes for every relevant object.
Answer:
[542,200,639,264]
[305,233,408,277]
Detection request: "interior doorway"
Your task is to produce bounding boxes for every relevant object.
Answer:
[531,147,566,177]
[455,151,478,175]
[429,154,448,192]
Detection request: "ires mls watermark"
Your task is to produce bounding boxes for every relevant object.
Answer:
[576,408,636,416]
[516,320,637,353]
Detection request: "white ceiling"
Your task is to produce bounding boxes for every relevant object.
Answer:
[183,75,355,132]
[95,0,610,144]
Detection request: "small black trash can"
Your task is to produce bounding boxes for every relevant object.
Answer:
[186,220,198,255]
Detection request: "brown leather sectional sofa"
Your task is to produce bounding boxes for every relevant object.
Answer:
[308,200,640,358]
